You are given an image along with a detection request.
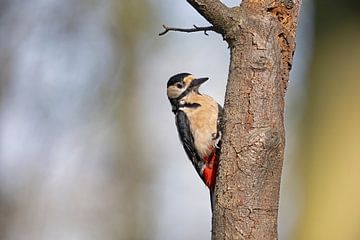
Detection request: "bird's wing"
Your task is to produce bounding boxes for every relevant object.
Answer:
[175,110,205,178]
[215,104,224,150]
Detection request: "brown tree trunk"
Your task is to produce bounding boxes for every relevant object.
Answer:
[161,0,301,238]
[185,0,301,239]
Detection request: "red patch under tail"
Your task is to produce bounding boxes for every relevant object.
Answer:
[202,149,218,190]
[202,148,218,212]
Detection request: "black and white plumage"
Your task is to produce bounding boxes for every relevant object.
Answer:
[167,72,223,210]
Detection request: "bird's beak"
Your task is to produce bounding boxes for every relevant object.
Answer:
[189,77,209,88]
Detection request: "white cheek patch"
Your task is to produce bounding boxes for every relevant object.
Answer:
[167,86,182,99]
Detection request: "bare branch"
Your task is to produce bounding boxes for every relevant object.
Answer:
[186,0,230,32]
[158,24,216,36]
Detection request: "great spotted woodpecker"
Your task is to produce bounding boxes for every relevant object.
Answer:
[167,73,223,210]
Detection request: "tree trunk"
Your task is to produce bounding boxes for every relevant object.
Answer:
[185,0,301,239]
[157,0,302,238]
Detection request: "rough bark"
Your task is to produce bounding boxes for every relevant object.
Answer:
[185,0,301,239]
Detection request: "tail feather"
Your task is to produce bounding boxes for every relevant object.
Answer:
[210,188,214,212]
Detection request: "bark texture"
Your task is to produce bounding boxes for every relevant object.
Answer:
[186,0,301,239]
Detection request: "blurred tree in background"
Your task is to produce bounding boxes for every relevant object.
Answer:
[0,0,158,239]
[295,0,360,239]
[109,0,156,239]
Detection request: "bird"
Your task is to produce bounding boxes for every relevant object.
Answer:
[166,72,223,211]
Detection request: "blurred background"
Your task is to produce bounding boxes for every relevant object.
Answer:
[0,0,359,239]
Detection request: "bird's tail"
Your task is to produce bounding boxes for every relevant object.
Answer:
[210,187,214,212]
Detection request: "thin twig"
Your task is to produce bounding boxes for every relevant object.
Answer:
[159,24,216,36]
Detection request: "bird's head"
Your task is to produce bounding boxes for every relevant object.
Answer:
[166,73,208,101]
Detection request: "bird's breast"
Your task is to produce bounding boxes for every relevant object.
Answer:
[181,95,219,158]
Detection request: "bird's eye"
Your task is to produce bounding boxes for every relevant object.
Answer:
[176,82,184,89]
